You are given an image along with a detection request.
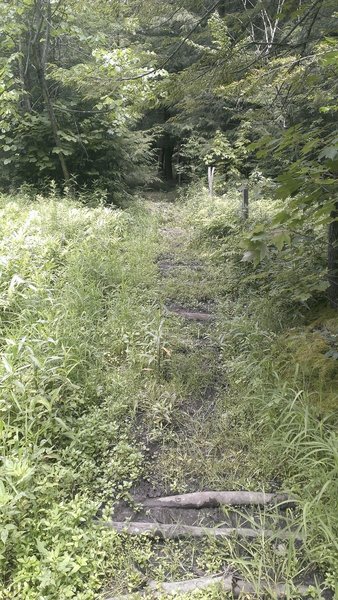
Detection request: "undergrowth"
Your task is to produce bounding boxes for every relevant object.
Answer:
[179,183,338,596]
[1,183,337,599]
[0,191,162,599]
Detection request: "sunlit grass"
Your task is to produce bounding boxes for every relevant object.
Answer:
[176,185,338,595]
[0,191,162,599]
[1,185,337,599]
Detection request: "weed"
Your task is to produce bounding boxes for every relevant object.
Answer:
[1,185,337,599]
[0,192,162,598]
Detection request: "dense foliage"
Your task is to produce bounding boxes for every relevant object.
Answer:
[0,191,162,598]
[0,1,337,598]
[181,184,338,590]
[1,186,337,598]
[0,0,157,199]
[1,0,337,301]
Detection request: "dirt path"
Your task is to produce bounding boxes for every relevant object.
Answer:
[130,197,229,499]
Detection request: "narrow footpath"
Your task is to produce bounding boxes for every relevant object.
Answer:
[102,193,325,600]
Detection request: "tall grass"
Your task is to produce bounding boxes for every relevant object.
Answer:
[1,183,337,598]
[0,191,161,598]
[181,184,338,594]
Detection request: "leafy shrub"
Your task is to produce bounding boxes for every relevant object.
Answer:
[179,183,338,588]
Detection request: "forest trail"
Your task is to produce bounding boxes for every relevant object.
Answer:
[102,193,320,600]
[1,189,333,599]
[131,192,232,497]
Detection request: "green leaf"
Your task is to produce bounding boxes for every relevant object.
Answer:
[35,396,52,412]
[273,210,291,225]
[272,229,291,251]
[36,539,49,557]
[318,144,338,161]
[1,355,13,375]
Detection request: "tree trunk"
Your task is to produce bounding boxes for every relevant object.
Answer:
[18,38,32,113]
[177,144,182,185]
[163,142,174,181]
[34,0,70,183]
[40,78,70,182]
[328,201,338,308]
[218,1,227,17]
[102,520,302,541]
[158,147,164,173]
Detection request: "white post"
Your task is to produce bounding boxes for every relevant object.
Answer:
[208,166,215,197]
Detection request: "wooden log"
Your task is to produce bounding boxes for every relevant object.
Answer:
[104,521,259,539]
[233,578,311,598]
[105,575,312,600]
[102,521,302,542]
[143,491,292,510]
[104,575,232,600]
[149,574,233,594]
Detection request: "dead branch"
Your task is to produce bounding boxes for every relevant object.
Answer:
[104,575,232,600]
[142,490,293,509]
[233,578,312,598]
[102,521,302,541]
[149,574,233,594]
[105,574,312,600]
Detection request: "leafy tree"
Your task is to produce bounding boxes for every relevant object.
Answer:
[0,0,156,198]
[156,0,338,305]
[1,0,338,303]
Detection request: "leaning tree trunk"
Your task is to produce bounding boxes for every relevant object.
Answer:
[39,75,70,183]
[18,38,32,113]
[328,201,338,308]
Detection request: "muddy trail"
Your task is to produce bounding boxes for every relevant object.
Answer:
[102,195,328,600]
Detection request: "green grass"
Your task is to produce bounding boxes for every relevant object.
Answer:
[0,184,337,599]
[175,184,338,597]
[0,191,163,599]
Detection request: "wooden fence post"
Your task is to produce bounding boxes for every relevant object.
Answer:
[208,166,215,197]
[243,185,249,219]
